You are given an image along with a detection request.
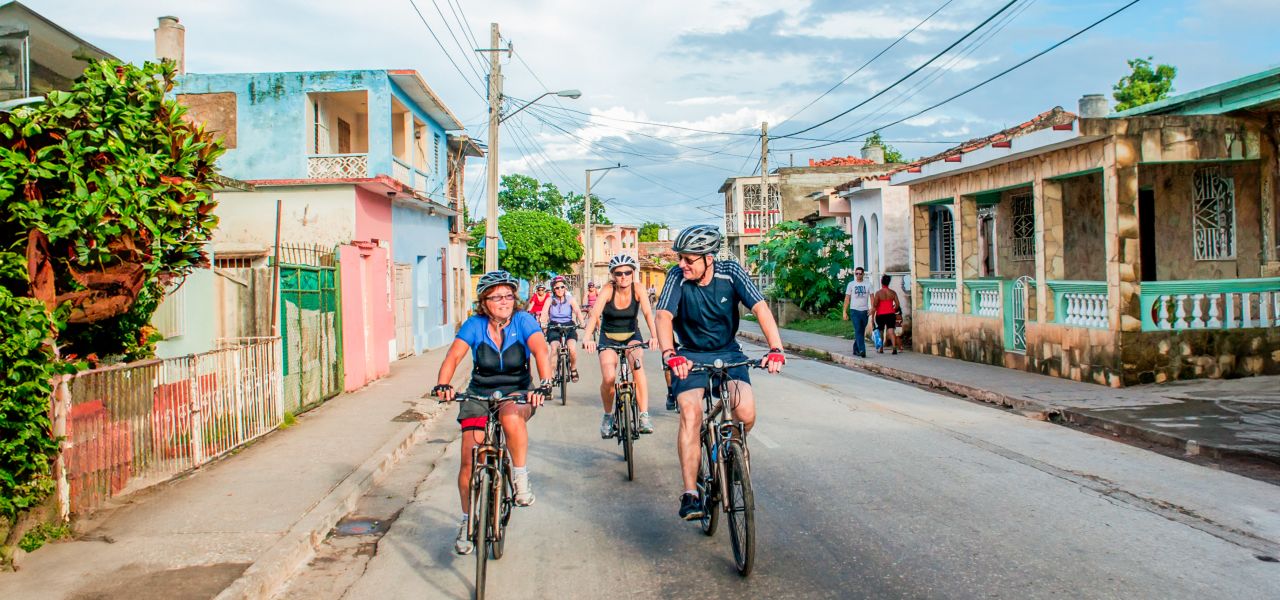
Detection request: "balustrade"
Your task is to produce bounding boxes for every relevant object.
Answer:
[920,280,959,313]
[308,153,368,178]
[976,289,1001,317]
[1145,284,1280,331]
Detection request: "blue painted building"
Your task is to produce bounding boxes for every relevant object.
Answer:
[175,69,479,374]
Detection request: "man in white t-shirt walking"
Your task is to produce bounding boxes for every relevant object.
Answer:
[841,267,872,358]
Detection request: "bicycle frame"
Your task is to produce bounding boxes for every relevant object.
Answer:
[694,362,755,508]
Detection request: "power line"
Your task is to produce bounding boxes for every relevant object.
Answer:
[773,0,958,132]
[783,0,1038,150]
[789,0,1146,152]
[426,0,488,85]
[776,0,1019,139]
[406,0,486,101]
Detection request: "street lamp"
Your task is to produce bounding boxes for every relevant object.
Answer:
[483,87,581,272]
[581,163,624,299]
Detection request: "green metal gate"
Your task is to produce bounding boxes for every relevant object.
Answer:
[277,245,343,412]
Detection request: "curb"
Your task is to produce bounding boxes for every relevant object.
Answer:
[739,331,1277,467]
[214,402,447,600]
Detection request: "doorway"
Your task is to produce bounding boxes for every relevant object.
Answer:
[1139,188,1157,281]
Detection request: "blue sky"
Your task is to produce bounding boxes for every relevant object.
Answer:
[21,0,1280,228]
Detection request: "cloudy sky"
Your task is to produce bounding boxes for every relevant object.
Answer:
[22,0,1280,227]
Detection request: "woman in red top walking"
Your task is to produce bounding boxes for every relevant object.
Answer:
[871,274,902,355]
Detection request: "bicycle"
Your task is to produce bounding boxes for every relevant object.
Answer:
[545,323,577,405]
[601,340,649,481]
[690,359,763,577]
[439,390,529,600]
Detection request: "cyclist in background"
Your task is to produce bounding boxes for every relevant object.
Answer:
[584,281,599,313]
[583,254,659,437]
[432,271,553,555]
[654,225,786,521]
[540,275,584,383]
[526,282,550,317]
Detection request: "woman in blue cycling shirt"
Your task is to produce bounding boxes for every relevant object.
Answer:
[432,271,553,555]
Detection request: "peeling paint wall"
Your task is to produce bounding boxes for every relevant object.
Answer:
[391,201,452,352]
[211,187,355,251]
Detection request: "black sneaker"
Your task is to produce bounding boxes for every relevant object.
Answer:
[679,493,704,521]
[665,391,677,411]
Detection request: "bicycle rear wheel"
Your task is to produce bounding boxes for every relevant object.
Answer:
[726,440,755,576]
[698,435,719,536]
[472,471,491,599]
[618,392,634,481]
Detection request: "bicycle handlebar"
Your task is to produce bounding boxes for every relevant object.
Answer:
[598,340,649,352]
[439,391,532,405]
[688,359,767,373]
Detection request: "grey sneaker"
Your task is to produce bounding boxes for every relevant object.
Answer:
[600,413,615,439]
[512,471,535,506]
[638,412,654,434]
[453,517,473,555]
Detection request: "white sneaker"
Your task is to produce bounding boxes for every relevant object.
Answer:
[600,413,615,439]
[512,470,535,506]
[453,517,473,555]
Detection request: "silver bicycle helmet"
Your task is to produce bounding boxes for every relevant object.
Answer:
[608,253,638,272]
[476,270,519,297]
[672,224,723,255]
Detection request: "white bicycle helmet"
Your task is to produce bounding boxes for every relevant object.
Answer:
[608,254,638,272]
[476,270,519,296]
[672,224,723,255]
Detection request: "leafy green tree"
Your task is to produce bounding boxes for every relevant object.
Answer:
[638,221,667,242]
[864,132,905,163]
[497,174,542,212]
[1113,57,1177,112]
[468,210,584,281]
[538,182,566,217]
[746,221,852,314]
[565,192,610,225]
[0,59,224,538]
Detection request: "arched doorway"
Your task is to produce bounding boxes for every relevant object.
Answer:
[857,216,868,270]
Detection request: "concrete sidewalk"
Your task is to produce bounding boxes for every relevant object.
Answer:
[739,321,1280,467]
[0,348,464,600]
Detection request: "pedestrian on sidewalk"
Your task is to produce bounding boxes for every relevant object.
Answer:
[432,271,554,555]
[842,267,872,358]
[872,274,902,355]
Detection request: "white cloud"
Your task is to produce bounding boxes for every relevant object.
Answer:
[781,9,971,41]
[667,95,762,107]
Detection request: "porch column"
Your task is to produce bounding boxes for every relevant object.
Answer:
[402,112,414,165]
[957,194,979,313]
[1034,178,1065,322]
[1104,136,1143,332]
[1260,116,1279,275]
[912,203,931,310]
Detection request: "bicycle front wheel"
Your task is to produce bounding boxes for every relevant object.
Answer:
[489,467,507,560]
[560,353,569,405]
[619,393,634,481]
[698,435,719,536]
[472,471,492,599]
[726,440,755,576]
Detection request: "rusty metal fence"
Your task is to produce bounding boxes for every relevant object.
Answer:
[58,338,282,515]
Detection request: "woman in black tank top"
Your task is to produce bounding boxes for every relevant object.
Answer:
[583,256,660,436]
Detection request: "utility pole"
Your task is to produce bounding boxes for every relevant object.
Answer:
[582,164,623,299]
[757,121,769,259]
[483,23,504,272]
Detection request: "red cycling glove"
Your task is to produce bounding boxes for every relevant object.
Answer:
[765,348,786,365]
[665,355,691,370]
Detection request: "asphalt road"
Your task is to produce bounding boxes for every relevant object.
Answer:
[295,342,1280,599]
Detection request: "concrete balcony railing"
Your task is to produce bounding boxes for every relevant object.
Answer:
[1141,277,1280,332]
[919,279,959,313]
[392,157,429,194]
[1048,281,1108,329]
[308,153,368,178]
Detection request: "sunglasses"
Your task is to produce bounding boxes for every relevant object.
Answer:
[612,269,634,277]
[484,294,516,303]
[554,285,566,289]
[678,255,705,265]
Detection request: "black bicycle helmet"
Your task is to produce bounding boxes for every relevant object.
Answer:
[672,224,723,255]
[476,270,519,297]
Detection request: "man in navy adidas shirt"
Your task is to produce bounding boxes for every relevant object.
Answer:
[655,224,786,522]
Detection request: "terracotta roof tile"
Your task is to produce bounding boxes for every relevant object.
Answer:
[831,106,1076,193]
[808,155,877,167]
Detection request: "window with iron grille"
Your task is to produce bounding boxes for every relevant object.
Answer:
[1193,167,1235,260]
[433,133,441,175]
[1010,192,1034,261]
[929,205,956,278]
